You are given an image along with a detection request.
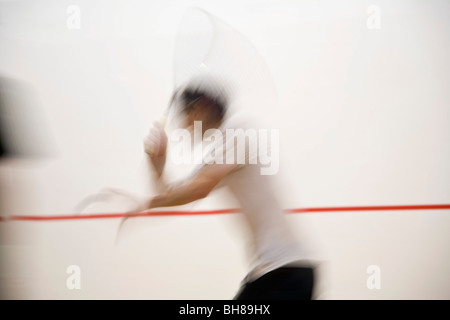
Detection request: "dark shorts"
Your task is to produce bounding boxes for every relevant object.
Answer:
[234,266,315,300]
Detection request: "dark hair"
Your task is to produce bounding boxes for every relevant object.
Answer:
[179,86,227,121]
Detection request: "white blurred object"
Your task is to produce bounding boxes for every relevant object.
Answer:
[171,7,277,117]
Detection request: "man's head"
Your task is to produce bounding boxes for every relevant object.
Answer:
[176,76,228,132]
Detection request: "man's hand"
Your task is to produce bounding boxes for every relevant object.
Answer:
[143,121,168,158]
[144,121,168,178]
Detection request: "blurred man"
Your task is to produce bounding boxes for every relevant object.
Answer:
[135,77,316,300]
[0,76,54,299]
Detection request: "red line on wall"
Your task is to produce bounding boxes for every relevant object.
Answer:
[285,204,450,213]
[1,204,449,222]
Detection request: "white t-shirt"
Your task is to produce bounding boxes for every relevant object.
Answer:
[194,113,316,282]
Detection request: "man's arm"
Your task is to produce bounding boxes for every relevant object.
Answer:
[147,163,238,209]
[147,153,168,193]
[144,121,169,193]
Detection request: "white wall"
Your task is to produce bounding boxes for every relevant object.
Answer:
[1,0,449,299]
